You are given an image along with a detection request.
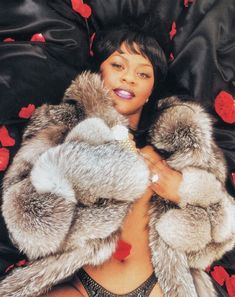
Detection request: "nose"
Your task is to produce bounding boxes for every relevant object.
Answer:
[121,70,135,85]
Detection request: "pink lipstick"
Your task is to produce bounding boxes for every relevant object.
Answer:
[113,88,135,100]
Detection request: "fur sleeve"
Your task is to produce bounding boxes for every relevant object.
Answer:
[2,115,149,259]
[150,96,235,258]
[2,103,83,259]
[178,166,235,243]
[30,119,149,205]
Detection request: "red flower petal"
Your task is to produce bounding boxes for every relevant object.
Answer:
[112,239,132,261]
[226,275,235,297]
[0,126,15,147]
[214,91,235,124]
[169,52,175,61]
[211,266,229,286]
[89,32,95,56]
[169,22,177,40]
[3,38,15,42]
[5,264,15,273]
[16,259,28,267]
[71,0,92,18]
[0,148,10,171]
[18,104,36,119]
[184,0,194,7]
[30,33,46,42]
[232,173,235,186]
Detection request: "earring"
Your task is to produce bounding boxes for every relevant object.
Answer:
[145,98,149,103]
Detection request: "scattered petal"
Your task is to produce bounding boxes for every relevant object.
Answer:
[5,264,14,273]
[71,0,92,18]
[0,148,10,171]
[184,0,194,7]
[169,52,175,61]
[112,239,132,261]
[89,32,95,56]
[3,38,15,42]
[0,126,15,147]
[225,275,235,297]
[30,33,46,42]
[214,91,235,124]
[169,22,177,40]
[16,259,28,267]
[18,104,36,119]
[210,266,229,286]
[232,173,235,186]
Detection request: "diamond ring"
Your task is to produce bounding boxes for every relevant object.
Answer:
[150,174,159,184]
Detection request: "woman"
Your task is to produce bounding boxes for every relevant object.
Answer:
[1,25,234,297]
[45,27,170,297]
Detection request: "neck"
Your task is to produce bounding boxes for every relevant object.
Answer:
[127,113,141,131]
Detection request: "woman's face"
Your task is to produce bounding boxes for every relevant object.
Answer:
[100,43,154,128]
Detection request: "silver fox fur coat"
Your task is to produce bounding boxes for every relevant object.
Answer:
[1,72,235,297]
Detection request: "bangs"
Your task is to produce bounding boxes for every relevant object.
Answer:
[117,40,150,61]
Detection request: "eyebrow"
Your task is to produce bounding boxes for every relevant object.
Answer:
[114,50,152,68]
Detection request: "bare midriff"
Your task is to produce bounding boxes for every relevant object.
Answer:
[72,188,164,297]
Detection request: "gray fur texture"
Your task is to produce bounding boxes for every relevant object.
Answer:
[1,72,235,297]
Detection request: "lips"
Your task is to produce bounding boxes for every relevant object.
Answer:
[113,88,135,100]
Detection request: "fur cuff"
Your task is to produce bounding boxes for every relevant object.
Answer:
[178,167,223,208]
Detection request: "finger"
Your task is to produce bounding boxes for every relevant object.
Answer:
[140,154,163,168]
[144,158,154,170]
[139,152,153,163]
[150,183,164,197]
[154,159,169,169]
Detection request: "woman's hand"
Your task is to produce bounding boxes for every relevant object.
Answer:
[139,146,182,204]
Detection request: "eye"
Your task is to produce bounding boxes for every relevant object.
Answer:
[111,63,124,70]
[137,72,151,79]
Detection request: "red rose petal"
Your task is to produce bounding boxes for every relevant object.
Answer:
[30,33,46,42]
[214,91,235,124]
[210,266,229,286]
[169,22,177,40]
[232,173,235,185]
[71,0,92,18]
[0,126,15,147]
[184,0,194,7]
[3,38,15,42]
[89,32,95,56]
[169,52,175,61]
[16,259,28,267]
[226,275,235,297]
[18,104,36,119]
[0,148,10,171]
[5,264,15,273]
[112,239,132,261]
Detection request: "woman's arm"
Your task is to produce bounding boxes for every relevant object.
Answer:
[141,146,235,266]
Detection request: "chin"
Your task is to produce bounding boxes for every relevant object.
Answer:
[114,105,132,116]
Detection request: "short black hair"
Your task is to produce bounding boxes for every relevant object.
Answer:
[89,24,168,136]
